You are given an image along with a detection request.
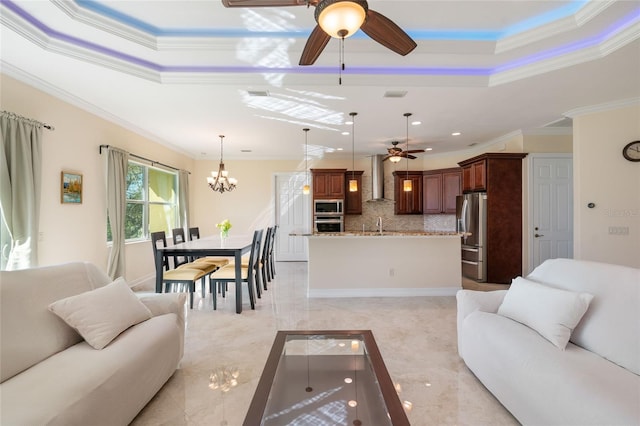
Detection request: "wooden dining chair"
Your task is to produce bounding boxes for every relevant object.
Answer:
[171,228,190,267]
[150,231,209,309]
[259,227,272,291]
[185,226,230,275]
[208,229,263,311]
[266,225,278,281]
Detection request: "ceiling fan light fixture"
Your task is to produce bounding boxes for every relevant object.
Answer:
[316,0,367,39]
[389,155,402,163]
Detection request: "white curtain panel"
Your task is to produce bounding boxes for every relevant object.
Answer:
[106,147,129,279]
[0,111,43,270]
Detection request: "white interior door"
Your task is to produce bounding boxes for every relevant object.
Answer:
[529,154,573,271]
[275,173,311,261]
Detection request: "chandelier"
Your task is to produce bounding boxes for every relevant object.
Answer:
[207,135,237,193]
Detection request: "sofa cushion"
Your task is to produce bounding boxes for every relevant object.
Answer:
[497,277,593,349]
[526,258,640,375]
[0,262,112,383]
[49,278,152,350]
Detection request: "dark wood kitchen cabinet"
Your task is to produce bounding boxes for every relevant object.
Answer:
[461,160,487,192]
[423,168,462,214]
[311,169,346,199]
[458,153,528,284]
[393,171,423,214]
[344,170,363,214]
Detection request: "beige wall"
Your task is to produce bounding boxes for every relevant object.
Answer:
[573,103,640,268]
[1,75,195,285]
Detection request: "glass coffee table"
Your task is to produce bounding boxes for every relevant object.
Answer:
[244,330,409,425]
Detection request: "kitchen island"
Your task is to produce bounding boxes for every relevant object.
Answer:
[307,232,462,298]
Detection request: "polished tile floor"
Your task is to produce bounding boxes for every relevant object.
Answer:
[131,262,518,426]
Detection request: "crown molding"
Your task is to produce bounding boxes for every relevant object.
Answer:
[490,19,640,86]
[496,1,614,54]
[0,62,195,159]
[564,97,640,117]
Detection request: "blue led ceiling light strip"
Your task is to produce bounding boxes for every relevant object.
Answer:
[75,0,586,42]
[2,0,638,77]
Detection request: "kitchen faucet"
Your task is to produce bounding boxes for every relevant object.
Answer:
[376,217,383,234]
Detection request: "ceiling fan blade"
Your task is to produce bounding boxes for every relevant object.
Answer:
[407,154,417,159]
[360,10,417,56]
[382,154,393,161]
[299,25,331,66]
[222,0,307,7]
[406,149,425,154]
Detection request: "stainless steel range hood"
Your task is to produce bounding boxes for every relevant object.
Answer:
[369,154,388,202]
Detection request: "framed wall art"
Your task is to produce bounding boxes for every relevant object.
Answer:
[61,171,83,204]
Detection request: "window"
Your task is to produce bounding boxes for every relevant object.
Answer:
[107,161,179,242]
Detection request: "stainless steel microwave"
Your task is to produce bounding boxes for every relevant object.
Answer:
[314,199,343,215]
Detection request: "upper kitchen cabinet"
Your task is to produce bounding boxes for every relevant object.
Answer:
[461,160,486,192]
[393,171,423,215]
[344,170,364,215]
[423,168,462,214]
[459,153,527,194]
[311,169,346,199]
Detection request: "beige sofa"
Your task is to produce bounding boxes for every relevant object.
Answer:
[0,262,186,425]
[457,258,640,425]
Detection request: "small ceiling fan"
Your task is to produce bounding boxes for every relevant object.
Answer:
[382,141,425,162]
[221,0,417,66]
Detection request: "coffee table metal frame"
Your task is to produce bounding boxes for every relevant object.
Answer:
[244,329,410,425]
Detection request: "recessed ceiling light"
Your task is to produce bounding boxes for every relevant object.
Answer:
[426,148,433,151]
[411,121,421,126]
[337,147,344,151]
[452,132,461,136]
[345,120,354,125]
[342,131,350,135]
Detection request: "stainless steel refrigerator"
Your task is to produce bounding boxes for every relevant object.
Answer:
[456,193,487,282]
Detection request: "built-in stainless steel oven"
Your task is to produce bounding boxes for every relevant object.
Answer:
[314,216,344,233]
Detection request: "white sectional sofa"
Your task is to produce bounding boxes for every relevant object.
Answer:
[0,262,186,425]
[457,258,640,426]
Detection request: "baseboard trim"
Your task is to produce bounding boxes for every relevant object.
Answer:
[308,287,461,298]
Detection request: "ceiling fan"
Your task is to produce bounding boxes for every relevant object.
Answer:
[382,141,425,162]
[221,0,417,66]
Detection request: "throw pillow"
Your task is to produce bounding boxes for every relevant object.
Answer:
[497,277,593,349]
[48,277,152,350]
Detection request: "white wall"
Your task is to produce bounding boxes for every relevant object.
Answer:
[572,102,640,268]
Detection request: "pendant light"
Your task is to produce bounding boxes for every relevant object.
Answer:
[207,135,237,194]
[349,112,358,192]
[403,113,412,192]
[303,128,310,195]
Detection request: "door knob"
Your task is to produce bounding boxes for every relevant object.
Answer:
[534,233,544,238]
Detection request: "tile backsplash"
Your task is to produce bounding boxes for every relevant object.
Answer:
[343,174,457,232]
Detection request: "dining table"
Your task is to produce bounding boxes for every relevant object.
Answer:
[155,234,253,314]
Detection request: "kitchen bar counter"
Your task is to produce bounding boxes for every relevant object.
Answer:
[307,231,462,298]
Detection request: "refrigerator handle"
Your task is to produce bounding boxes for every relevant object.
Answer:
[460,198,468,243]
